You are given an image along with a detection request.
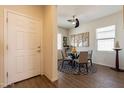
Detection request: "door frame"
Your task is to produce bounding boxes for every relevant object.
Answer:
[4,9,42,87]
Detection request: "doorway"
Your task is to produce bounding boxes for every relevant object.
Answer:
[4,10,41,85]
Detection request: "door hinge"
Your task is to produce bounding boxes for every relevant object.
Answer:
[6,17,8,23]
[6,72,8,78]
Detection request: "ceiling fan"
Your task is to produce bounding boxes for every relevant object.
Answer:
[67,15,80,28]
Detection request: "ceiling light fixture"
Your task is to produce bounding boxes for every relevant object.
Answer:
[72,21,76,24]
[67,15,80,28]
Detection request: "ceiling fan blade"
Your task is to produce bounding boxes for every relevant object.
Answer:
[67,15,79,28]
[75,18,79,28]
[67,19,73,22]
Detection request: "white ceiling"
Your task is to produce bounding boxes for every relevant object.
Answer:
[57,5,122,29]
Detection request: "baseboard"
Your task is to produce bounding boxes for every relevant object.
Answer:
[0,82,6,88]
[94,62,124,70]
[40,73,44,76]
[93,62,114,68]
[93,62,124,69]
[43,74,58,83]
[51,76,58,82]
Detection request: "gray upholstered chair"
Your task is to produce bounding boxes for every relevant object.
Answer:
[74,52,89,73]
[60,50,72,71]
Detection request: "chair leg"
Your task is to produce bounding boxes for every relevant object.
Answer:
[78,63,81,73]
[85,63,88,73]
[72,60,75,68]
[70,60,73,67]
[61,60,64,71]
[90,59,93,66]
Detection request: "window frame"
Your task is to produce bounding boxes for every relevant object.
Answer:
[96,25,116,52]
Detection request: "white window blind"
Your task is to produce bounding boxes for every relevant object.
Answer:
[96,25,115,51]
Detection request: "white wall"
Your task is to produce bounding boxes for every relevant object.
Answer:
[58,27,69,37]
[69,11,124,69]
[57,27,69,59]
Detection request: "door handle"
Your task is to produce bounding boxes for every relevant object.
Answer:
[38,46,40,48]
[37,50,41,52]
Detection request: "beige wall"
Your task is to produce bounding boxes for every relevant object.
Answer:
[43,6,58,81]
[0,5,44,87]
[69,10,124,68]
[0,5,58,87]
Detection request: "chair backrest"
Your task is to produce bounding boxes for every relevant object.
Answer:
[79,52,88,63]
[88,50,93,59]
[61,50,67,59]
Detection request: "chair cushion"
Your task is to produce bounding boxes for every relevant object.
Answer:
[64,56,72,61]
[74,59,79,62]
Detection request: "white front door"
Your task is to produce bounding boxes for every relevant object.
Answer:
[7,12,41,84]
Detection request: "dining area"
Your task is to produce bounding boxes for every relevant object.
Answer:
[58,47,96,75]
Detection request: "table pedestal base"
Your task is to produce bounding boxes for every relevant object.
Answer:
[110,67,124,72]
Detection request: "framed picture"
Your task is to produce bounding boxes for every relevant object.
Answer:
[82,32,89,47]
[70,32,89,47]
[63,36,68,47]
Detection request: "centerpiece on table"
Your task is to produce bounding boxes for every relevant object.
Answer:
[71,47,77,54]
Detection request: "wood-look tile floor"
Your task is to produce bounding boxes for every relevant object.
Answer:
[7,64,124,88]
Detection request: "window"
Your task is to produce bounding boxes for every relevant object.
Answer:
[57,33,62,50]
[96,25,115,51]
